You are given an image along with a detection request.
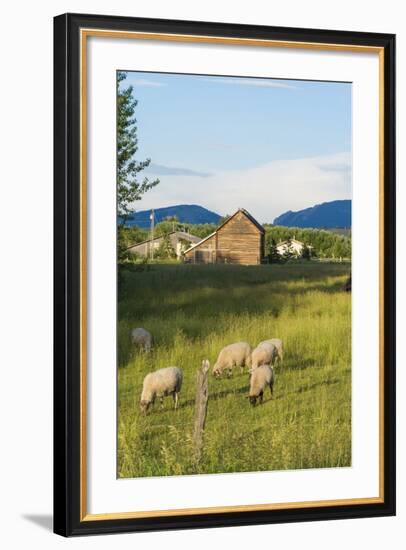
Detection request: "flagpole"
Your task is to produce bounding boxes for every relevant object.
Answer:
[150,209,155,261]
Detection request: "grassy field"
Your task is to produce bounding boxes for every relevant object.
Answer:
[117,262,351,478]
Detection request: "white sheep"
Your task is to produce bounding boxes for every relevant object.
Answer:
[131,327,153,352]
[212,342,252,378]
[257,338,283,364]
[247,364,275,406]
[251,342,277,370]
[140,366,183,414]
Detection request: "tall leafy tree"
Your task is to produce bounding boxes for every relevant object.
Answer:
[268,238,280,264]
[301,244,311,260]
[156,233,176,260]
[117,72,159,266]
[282,239,294,262]
[117,71,159,221]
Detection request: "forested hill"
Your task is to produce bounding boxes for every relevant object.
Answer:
[126,204,221,228]
[273,200,351,229]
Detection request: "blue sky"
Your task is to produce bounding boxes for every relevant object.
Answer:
[120,71,352,223]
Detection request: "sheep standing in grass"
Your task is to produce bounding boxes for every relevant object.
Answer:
[248,364,274,406]
[251,342,277,370]
[258,338,283,365]
[140,367,183,414]
[131,327,153,352]
[212,342,252,378]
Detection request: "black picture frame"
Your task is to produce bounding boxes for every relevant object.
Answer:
[54,12,396,537]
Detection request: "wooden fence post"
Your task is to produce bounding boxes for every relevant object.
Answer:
[192,359,210,465]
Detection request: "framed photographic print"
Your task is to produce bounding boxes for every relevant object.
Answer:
[53,13,396,536]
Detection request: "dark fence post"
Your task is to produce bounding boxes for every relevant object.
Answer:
[192,360,210,465]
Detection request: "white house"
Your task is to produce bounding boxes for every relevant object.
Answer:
[276,238,312,257]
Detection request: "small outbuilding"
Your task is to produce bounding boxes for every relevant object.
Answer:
[183,208,265,265]
[127,231,201,260]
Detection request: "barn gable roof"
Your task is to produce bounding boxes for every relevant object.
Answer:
[183,208,264,256]
[218,208,265,234]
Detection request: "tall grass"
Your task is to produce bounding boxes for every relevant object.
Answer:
[118,263,351,478]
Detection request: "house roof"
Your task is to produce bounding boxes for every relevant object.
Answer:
[276,239,313,248]
[126,230,200,251]
[277,238,303,246]
[183,208,264,255]
[173,231,202,243]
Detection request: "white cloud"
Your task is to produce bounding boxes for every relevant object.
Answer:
[131,79,166,88]
[136,152,351,224]
[204,77,298,90]
[145,163,212,177]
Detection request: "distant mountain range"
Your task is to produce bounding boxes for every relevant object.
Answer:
[126,204,222,228]
[125,200,351,229]
[273,200,351,229]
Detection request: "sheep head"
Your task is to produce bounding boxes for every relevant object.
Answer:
[212,364,221,378]
[140,400,151,414]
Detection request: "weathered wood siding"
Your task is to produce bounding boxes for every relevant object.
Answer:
[216,211,262,265]
[184,210,264,265]
[184,233,217,264]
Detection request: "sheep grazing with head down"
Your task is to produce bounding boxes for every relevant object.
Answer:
[131,327,153,352]
[251,342,277,370]
[257,338,283,365]
[212,342,252,378]
[248,364,275,406]
[140,367,183,414]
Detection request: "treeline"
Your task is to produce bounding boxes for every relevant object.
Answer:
[120,220,351,260]
[263,225,351,259]
[155,220,217,239]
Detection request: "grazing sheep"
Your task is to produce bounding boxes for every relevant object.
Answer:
[212,342,252,378]
[251,342,277,370]
[140,367,183,414]
[247,364,274,406]
[131,327,153,352]
[258,338,283,364]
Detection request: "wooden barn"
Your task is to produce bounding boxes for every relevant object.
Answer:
[183,208,265,265]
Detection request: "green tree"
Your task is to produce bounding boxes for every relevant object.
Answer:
[269,238,280,263]
[120,225,149,247]
[155,220,180,237]
[218,214,231,225]
[155,233,176,260]
[281,239,294,262]
[117,72,159,218]
[181,223,217,239]
[301,244,311,260]
[262,224,351,259]
[117,72,159,265]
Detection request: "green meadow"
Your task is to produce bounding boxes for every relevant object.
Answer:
[117,262,351,478]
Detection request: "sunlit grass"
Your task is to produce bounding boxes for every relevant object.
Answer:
[117,262,351,478]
